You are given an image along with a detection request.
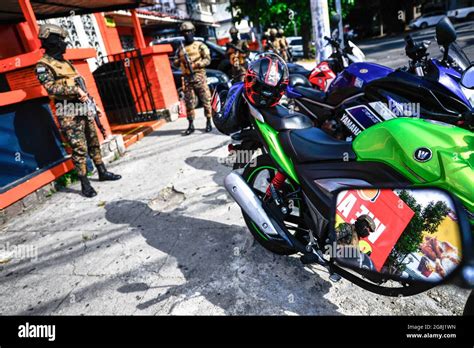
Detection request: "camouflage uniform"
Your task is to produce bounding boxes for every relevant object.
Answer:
[35,54,103,177]
[174,41,212,120]
[277,36,289,62]
[226,40,250,82]
[264,37,280,53]
[335,223,359,247]
[335,215,376,248]
[265,29,282,55]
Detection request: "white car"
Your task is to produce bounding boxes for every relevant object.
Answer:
[448,6,474,21]
[286,36,303,58]
[409,11,447,29]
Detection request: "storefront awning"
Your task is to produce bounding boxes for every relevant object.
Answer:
[107,9,220,29]
[0,0,155,24]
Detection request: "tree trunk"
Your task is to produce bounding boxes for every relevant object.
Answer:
[302,28,311,59]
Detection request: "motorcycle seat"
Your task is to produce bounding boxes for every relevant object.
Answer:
[294,86,328,104]
[279,127,356,163]
[258,104,313,131]
[289,74,313,88]
[295,86,363,107]
[288,63,312,77]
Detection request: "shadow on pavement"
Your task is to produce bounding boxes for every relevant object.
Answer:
[106,199,340,315]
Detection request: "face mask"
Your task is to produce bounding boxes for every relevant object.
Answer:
[42,34,68,60]
[183,31,194,44]
[231,33,239,42]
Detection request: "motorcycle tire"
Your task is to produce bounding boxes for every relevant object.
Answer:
[241,154,302,255]
[464,290,473,316]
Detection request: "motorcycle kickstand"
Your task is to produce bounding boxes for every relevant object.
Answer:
[301,231,342,283]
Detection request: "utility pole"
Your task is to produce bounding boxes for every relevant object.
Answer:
[310,0,332,63]
[335,0,344,48]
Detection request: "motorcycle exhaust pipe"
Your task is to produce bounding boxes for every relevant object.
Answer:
[224,171,286,239]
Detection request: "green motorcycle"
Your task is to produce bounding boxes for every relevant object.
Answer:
[220,64,474,297]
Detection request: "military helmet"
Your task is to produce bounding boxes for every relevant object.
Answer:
[229,26,239,34]
[38,24,68,39]
[354,215,376,238]
[269,28,278,36]
[278,28,285,35]
[358,215,376,232]
[180,21,195,32]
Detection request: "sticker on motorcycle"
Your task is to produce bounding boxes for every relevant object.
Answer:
[336,189,415,271]
[368,102,396,121]
[341,105,384,136]
[414,147,433,162]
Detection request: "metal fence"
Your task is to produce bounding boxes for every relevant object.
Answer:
[93,49,158,125]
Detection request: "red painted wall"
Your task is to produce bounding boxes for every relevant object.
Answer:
[117,26,134,44]
[94,13,123,55]
[0,25,25,59]
[140,45,179,110]
[145,35,154,47]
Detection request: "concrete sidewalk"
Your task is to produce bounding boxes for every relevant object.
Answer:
[0,112,469,315]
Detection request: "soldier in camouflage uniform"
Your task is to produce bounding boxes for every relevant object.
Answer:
[335,215,376,248]
[264,28,282,56]
[225,26,249,82]
[277,28,290,62]
[35,24,121,198]
[174,21,213,135]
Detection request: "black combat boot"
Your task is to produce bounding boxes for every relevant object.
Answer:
[97,163,122,181]
[205,118,212,132]
[79,176,97,198]
[184,119,195,136]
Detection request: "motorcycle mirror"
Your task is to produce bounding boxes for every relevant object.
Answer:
[461,65,474,89]
[330,187,470,287]
[436,17,457,60]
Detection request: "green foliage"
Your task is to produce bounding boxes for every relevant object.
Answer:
[231,0,313,56]
[55,169,92,188]
[384,190,449,273]
[55,170,79,188]
[328,0,357,20]
[232,0,356,31]
[231,0,311,34]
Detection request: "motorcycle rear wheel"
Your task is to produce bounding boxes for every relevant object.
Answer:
[241,154,305,255]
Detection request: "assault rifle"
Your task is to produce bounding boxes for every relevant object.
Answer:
[74,76,107,138]
[180,41,195,79]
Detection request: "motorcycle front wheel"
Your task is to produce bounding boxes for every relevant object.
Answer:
[241,154,306,255]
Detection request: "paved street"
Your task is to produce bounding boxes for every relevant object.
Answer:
[297,21,474,70]
[359,21,474,68]
[0,113,470,315]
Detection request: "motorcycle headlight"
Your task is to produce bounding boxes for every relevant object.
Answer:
[461,85,474,108]
[207,76,220,85]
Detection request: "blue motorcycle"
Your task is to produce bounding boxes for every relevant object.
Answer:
[286,17,473,140]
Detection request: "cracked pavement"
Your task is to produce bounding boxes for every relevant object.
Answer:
[0,112,470,315]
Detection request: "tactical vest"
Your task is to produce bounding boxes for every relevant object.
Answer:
[278,37,288,50]
[38,55,79,99]
[227,41,248,66]
[179,41,206,75]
